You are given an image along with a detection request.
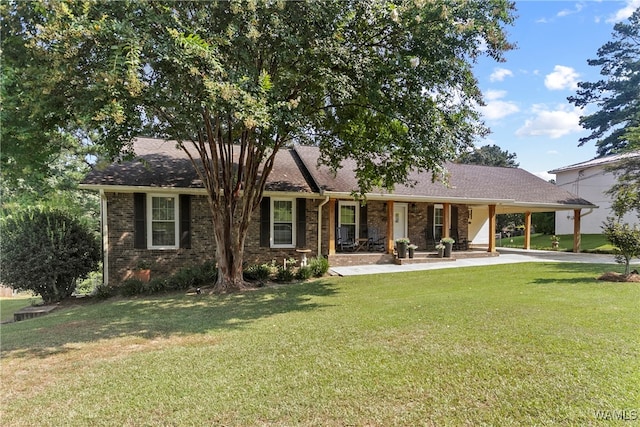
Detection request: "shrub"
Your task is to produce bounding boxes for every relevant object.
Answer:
[244,263,272,282]
[602,219,640,275]
[120,278,145,297]
[275,266,295,282]
[0,207,100,303]
[295,266,313,281]
[93,283,116,300]
[308,256,329,277]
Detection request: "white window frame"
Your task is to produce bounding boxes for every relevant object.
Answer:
[147,193,180,250]
[338,201,359,242]
[271,197,296,248]
[434,204,444,241]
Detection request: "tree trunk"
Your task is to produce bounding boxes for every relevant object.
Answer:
[209,198,252,293]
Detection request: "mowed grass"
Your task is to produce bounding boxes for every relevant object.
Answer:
[498,233,615,253]
[1,263,639,426]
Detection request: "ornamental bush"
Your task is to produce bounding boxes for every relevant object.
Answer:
[602,219,640,275]
[0,207,100,303]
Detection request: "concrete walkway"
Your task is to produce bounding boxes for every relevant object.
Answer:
[329,248,639,276]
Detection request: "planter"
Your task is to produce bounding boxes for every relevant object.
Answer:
[127,269,151,283]
[444,242,453,258]
[397,242,408,259]
[408,247,415,258]
[437,248,444,258]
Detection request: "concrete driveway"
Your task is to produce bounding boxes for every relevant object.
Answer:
[329,248,639,276]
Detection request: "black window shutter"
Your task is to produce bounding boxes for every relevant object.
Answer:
[180,195,192,249]
[451,205,459,233]
[426,204,434,240]
[359,204,368,238]
[134,193,146,249]
[296,198,306,248]
[260,197,270,247]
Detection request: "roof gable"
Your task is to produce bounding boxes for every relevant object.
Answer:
[82,137,317,193]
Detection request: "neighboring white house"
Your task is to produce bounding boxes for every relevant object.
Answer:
[549,150,640,234]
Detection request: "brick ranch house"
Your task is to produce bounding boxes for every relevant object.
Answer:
[81,138,595,285]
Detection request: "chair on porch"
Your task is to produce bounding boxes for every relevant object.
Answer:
[450,229,468,251]
[337,226,357,252]
[424,228,439,250]
[367,227,386,252]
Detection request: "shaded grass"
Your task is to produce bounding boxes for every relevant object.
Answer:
[498,233,615,253]
[1,263,639,426]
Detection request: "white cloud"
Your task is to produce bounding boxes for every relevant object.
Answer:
[547,150,559,155]
[607,0,640,23]
[515,105,584,139]
[544,65,580,90]
[557,3,583,17]
[479,90,519,120]
[489,67,514,82]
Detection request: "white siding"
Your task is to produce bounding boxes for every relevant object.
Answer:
[554,165,638,234]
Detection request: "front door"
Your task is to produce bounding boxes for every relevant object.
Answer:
[393,203,408,241]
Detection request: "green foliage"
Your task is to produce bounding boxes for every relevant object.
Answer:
[5,1,515,290]
[308,256,330,278]
[243,263,273,282]
[602,219,640,275]
[606,156,640,219]
[457,144,519,167]
[532,212,555,235]
[0,207,100,303]
[568,8,640,156]
[295,266,313,281]
[120,279,146,297]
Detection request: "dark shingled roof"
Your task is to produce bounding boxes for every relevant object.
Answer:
[82,137,594,210]
[82,137,317,193]
[293,145,595,210]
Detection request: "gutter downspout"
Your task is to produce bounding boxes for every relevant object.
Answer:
[581,208,594,218]
[100,189,109,286]
[317,195,330,257]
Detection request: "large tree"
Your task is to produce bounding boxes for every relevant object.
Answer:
[568,7,640,157]
[4,0,515,292]
[457,144,519,167]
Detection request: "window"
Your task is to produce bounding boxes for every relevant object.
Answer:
[434,204,443,241]
[147,194,179,249]
[339,201,358,243]
[271,198,295,247]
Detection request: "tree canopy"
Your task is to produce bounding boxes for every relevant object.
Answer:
[457,144,519,167]
[568,7,640,157]
[3,0,516,291]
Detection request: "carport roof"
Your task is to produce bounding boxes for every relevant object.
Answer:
[294,145,595,211]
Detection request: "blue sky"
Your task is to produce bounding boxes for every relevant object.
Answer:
[472,0,639,180]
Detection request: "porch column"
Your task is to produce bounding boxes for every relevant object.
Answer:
[328,199,336,255]
[443,203,451,238]
[524,211,532,250]
[573,209,581,253]
[488,204,497,253]
[386,200,394,254]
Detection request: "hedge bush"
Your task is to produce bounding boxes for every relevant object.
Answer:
[0,207,100,303]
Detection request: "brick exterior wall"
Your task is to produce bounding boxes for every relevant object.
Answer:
[105,193,470,283]
[105,192,321,284]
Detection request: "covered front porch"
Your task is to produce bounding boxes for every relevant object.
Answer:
[320,197,590,265]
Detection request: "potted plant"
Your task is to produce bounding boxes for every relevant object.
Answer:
[395,237,410,258]
[550,235,560,250]
[435,242,445,258]
[408,244,418,258]
[131,259,151,282]
[441,237,455,257]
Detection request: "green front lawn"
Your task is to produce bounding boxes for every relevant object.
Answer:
[498,233,616,253]
[2,263,638,426]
